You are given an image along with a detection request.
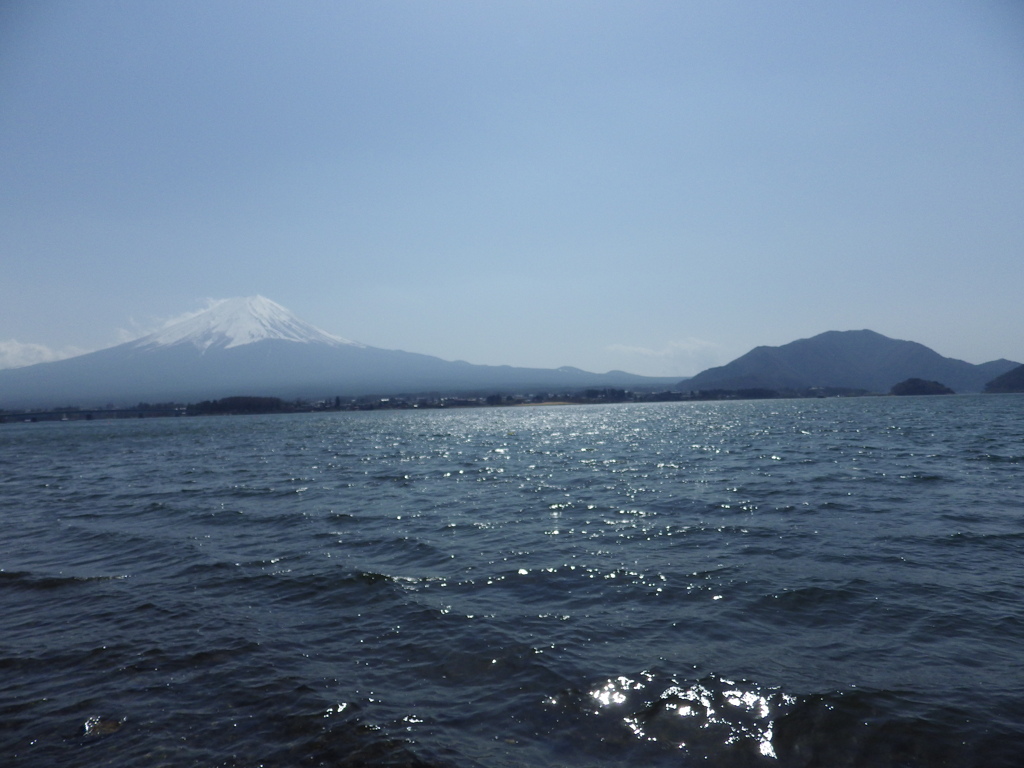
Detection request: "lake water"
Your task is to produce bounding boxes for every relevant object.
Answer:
[2,395,1023,767]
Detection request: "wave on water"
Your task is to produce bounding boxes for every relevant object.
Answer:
[2,397,1023,766]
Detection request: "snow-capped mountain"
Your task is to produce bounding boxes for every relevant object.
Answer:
[130,296,363,352]
[0,297,676,409]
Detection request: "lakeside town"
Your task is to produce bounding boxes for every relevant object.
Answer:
[4,382,941,424]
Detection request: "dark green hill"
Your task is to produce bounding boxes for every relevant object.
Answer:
[984,364,1024,393]
[891,378,954,396]
[682,330,1018,394]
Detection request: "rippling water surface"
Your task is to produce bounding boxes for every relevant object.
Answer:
[2,396,1023,767]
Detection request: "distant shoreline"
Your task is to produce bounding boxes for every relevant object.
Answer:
[5,390,1019,425]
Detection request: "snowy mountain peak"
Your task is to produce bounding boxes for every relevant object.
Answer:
[130,296,363,352]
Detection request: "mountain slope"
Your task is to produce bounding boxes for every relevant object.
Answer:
[0,297,678,408]
[984,364,1024,393]
[129,296,362,351]
[683,330,1019,394]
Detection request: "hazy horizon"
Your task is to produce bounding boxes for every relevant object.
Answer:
[0,294,1019,378]
[2,2,1022,375]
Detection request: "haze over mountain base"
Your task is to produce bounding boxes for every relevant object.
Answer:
[0,298,1018,410]
[0,297,678,409]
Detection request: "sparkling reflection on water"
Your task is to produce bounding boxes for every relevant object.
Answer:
[1,395,1023,766]
[584,672,793,758]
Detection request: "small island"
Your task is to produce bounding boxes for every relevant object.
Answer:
[890,378,955,396]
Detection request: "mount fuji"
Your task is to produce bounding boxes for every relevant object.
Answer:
[0,297,678,409]
[128,296,363,352]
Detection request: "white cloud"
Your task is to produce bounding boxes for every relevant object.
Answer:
[0,299,228,370]
[0,340,87,370]
[114,298,226,343]
[606,338,723,376]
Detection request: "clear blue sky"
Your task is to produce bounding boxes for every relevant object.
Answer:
[2,1,1022,376]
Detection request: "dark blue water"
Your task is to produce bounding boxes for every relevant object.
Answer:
[2,396,1023,767]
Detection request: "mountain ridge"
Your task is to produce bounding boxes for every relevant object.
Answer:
[0,297,679,409]
[683,329,1018,394]
[2,301,1019,409]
